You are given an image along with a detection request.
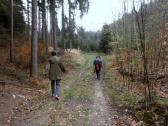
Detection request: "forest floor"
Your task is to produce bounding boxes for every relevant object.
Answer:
[0,51,167,126]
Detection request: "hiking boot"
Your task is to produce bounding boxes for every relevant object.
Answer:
[55,95,60,100]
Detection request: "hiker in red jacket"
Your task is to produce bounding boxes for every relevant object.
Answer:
[93,56,102,80]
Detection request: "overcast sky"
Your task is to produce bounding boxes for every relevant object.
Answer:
[75,0,133,31]
[23,0,133,32]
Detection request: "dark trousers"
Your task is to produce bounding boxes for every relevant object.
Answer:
[96,71,100,80]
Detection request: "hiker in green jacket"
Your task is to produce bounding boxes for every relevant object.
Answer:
[48,51,65,100]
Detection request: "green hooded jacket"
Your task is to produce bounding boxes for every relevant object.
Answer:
[48,56,64,80]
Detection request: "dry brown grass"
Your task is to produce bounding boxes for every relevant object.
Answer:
[0,40,81,76]
[61,49,81,71]
[15,43,31,69]
[0,47,8,65]
[0,38,46,69]
[15,43,45,69]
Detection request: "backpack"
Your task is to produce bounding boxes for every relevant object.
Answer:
[95,63,100,71]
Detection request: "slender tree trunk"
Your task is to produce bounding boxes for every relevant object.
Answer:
[130,11,134,81]
[31,0,38,77]
[38,2,41,41]
[42,0,45,43]
[27,0,30,42]
[51,0,57,50]
[133,0,151,107]
[45,21,48,54]
[49,7,53,46]
[55,11,59,46]
[10,0,14,63]
[68,0,72,50]
[141,4,151,103]
[61,0,65,49]
[46,5,50,46]
[42,0,48,54]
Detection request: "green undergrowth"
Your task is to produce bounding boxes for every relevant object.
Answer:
[157,97,168,106]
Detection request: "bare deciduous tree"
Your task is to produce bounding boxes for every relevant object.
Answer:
[133,0,151,108]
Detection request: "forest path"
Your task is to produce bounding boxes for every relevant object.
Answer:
[53,53,121,126]
[89,79,117,126]
[0,53,130,126]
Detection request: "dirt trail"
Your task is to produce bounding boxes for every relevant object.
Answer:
[89,79,118,126]
[0,54,134,126]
